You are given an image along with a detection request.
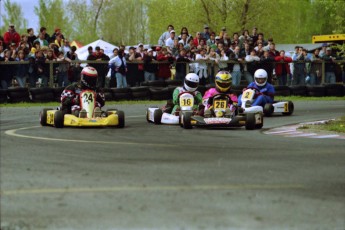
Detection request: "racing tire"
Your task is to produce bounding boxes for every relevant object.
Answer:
[263,103,274,117]
[245,113,256,130]
[117,111,125,128]
[153,109,163,124]
[40,108,52,126]
[54,110,64,128]
[255,113,264,129]
[282,101,294,116]
[182,112,193,129]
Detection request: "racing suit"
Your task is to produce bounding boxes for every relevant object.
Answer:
[203,88,238,111]
[238,82,275,107]
[171,86,203,114]
[60,82,105,114]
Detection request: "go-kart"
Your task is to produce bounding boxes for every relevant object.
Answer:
[180,93,263,130]
[146,92,199,125]
[240,87,294,117]
[40,89,125,128]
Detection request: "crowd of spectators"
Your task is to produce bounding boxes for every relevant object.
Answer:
[0,24,344,90]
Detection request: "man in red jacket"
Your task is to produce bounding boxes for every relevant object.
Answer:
[274,50,292,86]
[3,24,20,49]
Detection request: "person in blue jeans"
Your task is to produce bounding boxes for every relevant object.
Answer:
[238,69,275,107]
[109,49,127,88]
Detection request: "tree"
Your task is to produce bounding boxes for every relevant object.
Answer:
[0,0,27,35]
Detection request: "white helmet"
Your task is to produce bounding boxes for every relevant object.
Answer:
[184,73,199,92]
[254,69,268,86]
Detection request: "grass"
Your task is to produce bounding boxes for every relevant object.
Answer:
[298,116,345,133]
[0,96,344,108]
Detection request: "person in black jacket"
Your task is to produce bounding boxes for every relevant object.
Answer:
[0,49,15,89]
[143,49,158,81]
[175,48,190,81]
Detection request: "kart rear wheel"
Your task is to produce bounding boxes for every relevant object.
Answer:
[117,111,125,128]
[40,108,52,126]
[153,109,163,124]
[245,113,256,130]
[182,112,192,129]
[263,103,274,117]
[282,101,294,116]
[146,108,150,122]
[54,110,64,128]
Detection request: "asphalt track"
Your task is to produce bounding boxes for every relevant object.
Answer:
[1,100,345,230]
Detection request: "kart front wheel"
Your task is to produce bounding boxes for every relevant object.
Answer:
[40,108,52,126]
[117,111,125,128]
[245,113,256,130]
[153,109,163,124]
[54,110,64,128]
[255,113,264,129]
[263,103,274,117]
[282,101,294,116]
[182,112,192,129]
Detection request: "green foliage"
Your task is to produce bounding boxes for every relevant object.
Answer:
[0,0,27,35]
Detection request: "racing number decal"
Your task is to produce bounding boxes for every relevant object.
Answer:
[243,91,254,99]
[180,98,192,106]
[214,100,227,109]
[284,102,289,112]
[83,92,94,104]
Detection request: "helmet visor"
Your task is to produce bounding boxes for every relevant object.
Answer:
[185,80,198,89]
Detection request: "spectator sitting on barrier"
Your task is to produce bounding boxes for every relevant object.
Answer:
[158,24,174,47]
[309,48,322,85]
[0,49,15,89]
[322,47,340,84]
[157,47,174,81]
[274,50,292,86]
[143,49,157,82]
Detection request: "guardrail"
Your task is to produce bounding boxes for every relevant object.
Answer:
[0,59,344,87]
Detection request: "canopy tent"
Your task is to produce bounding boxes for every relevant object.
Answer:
[75,39,118,60]
[70,40,83,49]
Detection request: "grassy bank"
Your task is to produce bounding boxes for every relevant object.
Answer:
[298,116,345,133]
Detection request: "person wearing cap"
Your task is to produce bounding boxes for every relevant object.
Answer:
[158,25,174,47]
[143,49,157,81]
[165,30,176,50]
[321,47,340,84]
[3,24,21,48]
[87,45,110,88]
[51,27,65,42]
[201,25,211,41]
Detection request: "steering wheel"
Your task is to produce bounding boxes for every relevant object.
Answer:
[208,93,233,105]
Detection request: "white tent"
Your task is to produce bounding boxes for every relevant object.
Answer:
[75,39,119,60]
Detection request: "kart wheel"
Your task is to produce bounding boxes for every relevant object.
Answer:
[179,113,183,127]
[182,112,192,129]
[146,108,150,123]
[153,109,163,124]
[245,113,256,130]
[117,111,125,128]
[40,108,52,126]
[255,113,264,129]
[282,101,294,116]
[263,103,274,117]
[54,110,64,128]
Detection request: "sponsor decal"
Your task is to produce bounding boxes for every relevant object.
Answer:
[204,118,231,124]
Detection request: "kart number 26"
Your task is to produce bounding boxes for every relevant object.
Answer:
[214,100,227,109]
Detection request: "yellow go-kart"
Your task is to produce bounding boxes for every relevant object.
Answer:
[40,90,125,128]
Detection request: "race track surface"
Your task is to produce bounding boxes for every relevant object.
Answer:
[1,100,345,230]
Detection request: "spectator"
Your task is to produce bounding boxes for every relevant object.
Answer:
[61,39,71,56]
[239,29,252,47]
[3,24,21,49]
[51,27,65,42]
[158,24,174,47]
[39,27,50,43]
[193,32,204,47]
[34,33,49,47]
[109,49,127,88]
[87,46,110,88]
[274,50,292,86]
[165,30,176,52]
[1,49,15,89]
[309,49,322,85]
[208,47,220,83]
[255,33,266,47]
[229,46,243,86]
[175,48,190,81]
[219,27,226,39]
[107,48,118,87]
[195,48,209,85]
[66,46,81,84]
[87,46,93,56]
[178,33,189,47]
[136,43,145,86]
[27,56,36,88]
[35,49,49,87]
[27,28,37,48]
[157,47,174,81]
[170,38,180,57]
[319,43,328,58]
[9,43,17,59]
[143,49,157,81]
[250,27,258,45]
[126,46,138,87]
[201,25,211,41]
[0,44,5,58]
[178,27,192,41]
[259,50,275,84]
[218,49,229,71]
[322,47,340,84]
[54,33,64,49]
[206,32,217,52]
[245,49,260,83]
[292,46,309,85]
[56,51,71,87]
[20,34,30,50]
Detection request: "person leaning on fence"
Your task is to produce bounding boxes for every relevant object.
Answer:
[143,49,157,82]
[309,48,322,85]
[35,49,49,87]
[109,49,127,88]
[15,50,29,88]
[0,49,15,89]
[175,48,190,81]
[229,46,243,86]
[157,47,175,81]
[195,47,209,86]
[322,47,341,84]
[274,50,292,86]
[56,51,71,87]
[292,47,309,86]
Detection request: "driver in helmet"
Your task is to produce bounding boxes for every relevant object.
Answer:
[169,73,203,114]
[202,71,238,117]
[238,68,275,107]
[60,66,105,117]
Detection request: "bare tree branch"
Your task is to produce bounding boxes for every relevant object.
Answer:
[94,0,104,33]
